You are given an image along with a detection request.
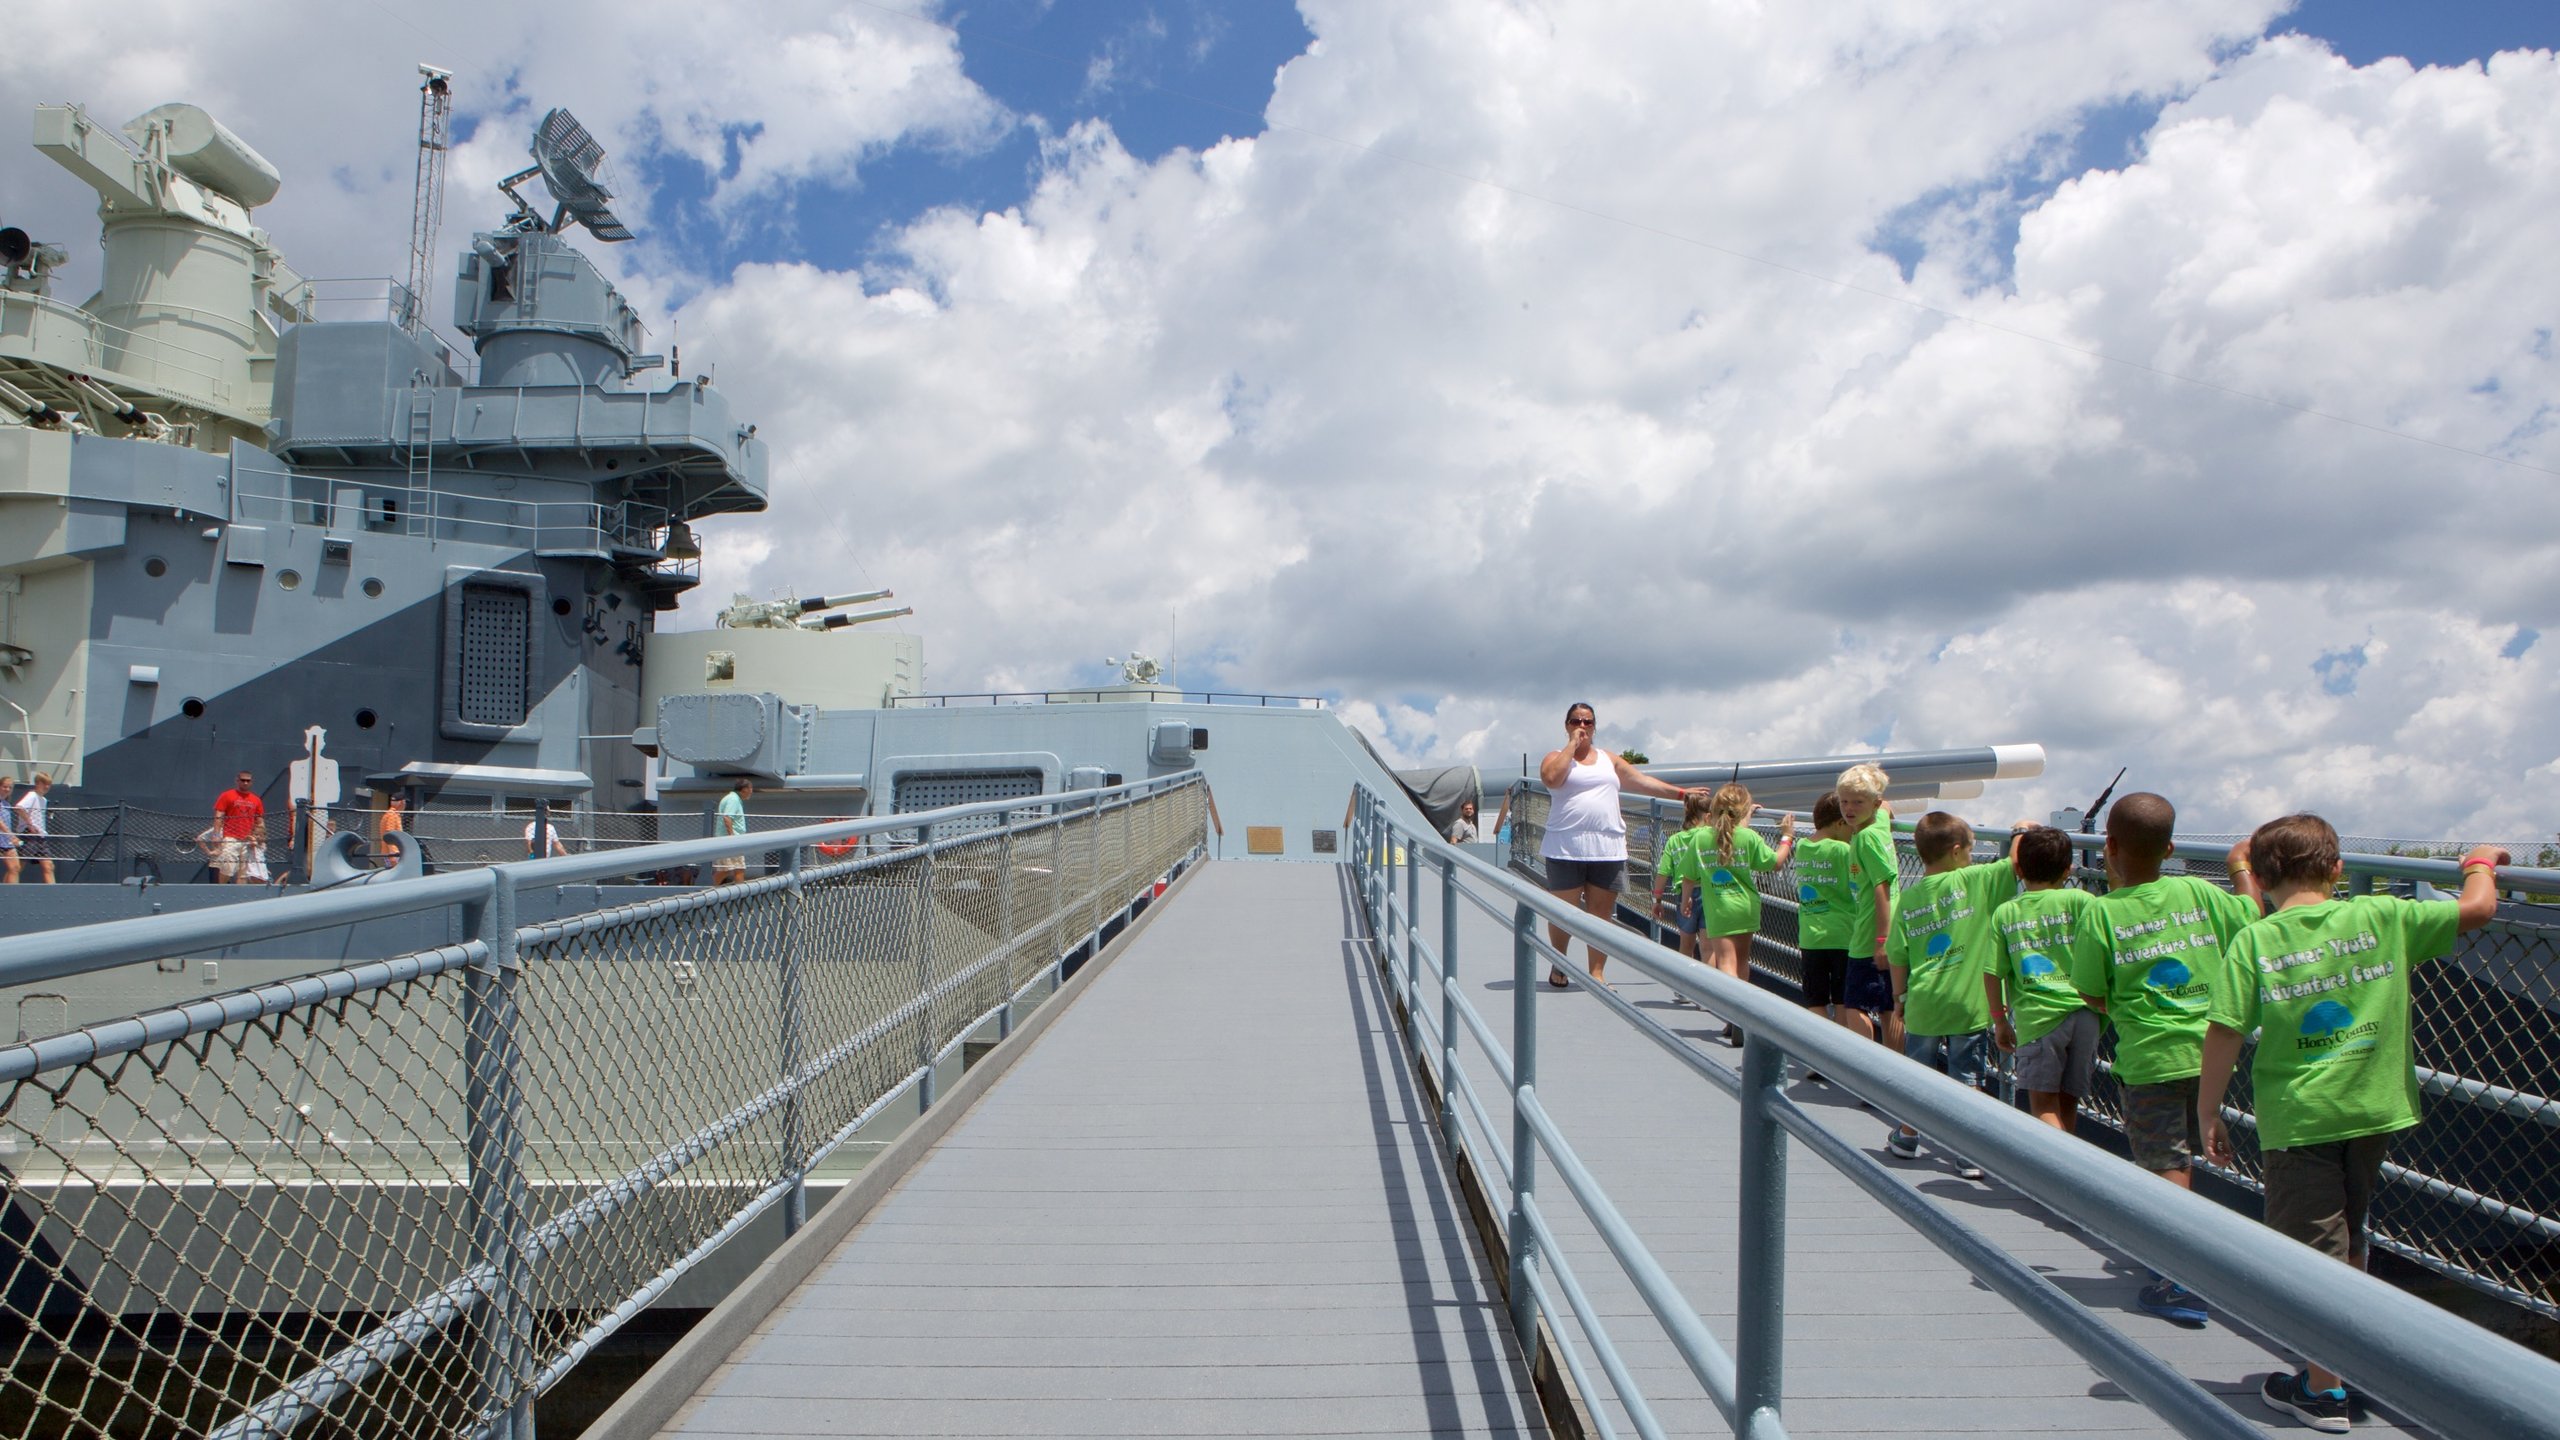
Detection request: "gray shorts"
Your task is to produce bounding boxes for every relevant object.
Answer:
[2012,1009,2100,1097]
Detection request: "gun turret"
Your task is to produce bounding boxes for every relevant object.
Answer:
[801,605,914,631]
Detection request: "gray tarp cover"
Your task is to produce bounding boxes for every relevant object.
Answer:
[1393,765,1482,839]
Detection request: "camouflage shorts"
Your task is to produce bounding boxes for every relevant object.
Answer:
[2123,1077,2202,1173]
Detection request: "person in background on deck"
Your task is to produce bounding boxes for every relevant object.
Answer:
[1791,792,1867,1046]
[1835,764,1901,1056]
[712,777,753,885]
[1540,702,1692,989]
[2069,791,2259,1328]
[212,771,265,885]
[1446,799,1480,844]
[12,773,55,883]
[1986,826,2105,1135]
[0,789,18,883]
[376,792,406,862]
[1882,812,2019,1181]
[525,812,571,858]
[1697,783,1795,1049]
[1649,789,1716,971]
[2200,815,2507,1434]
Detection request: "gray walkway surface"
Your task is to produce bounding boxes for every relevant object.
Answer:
[1430,891,2431,1439]
[658,861,1548,1438]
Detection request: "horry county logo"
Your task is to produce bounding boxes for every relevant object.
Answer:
[1711,868,1736,886]
[2021,953,2060,979]
[1798,883,1820,903]
[2295,998,2383,1055]
[2143,958,2211,1009]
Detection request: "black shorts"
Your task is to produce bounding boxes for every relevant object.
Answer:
[1544,856,1626,892]
[1840,958,1893,1015]
[1800,948,1850,1008]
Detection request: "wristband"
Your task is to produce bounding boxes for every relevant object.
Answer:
[2461,859,2496,873]
[2229,862,2250,874]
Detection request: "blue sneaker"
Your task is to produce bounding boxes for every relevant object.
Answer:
[1885,1129,1921,1161]
[2138,1279,2208,1326]
[2261,1370,2350,1433]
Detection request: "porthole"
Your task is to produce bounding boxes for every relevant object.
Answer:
[551,596,573,616]
[355,708,379,730]
[361,577,384,598]
[277,569,302,591]
[143,556,168,578]
[181,697,206,719]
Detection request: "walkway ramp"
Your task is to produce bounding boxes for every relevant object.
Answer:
[1418,889,2435,1438]
[656,861,1547,1438]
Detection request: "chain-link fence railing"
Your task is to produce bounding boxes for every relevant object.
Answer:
[0,774,1208,1439]
[1499,778,2560,1324]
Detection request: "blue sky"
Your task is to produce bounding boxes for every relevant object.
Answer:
[614,1,2556,288]
[643,1,1315,280]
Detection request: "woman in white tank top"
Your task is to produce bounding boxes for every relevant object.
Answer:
[1540,703,1694,987]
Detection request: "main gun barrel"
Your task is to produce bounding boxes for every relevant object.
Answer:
[797,589,894,614]
[801,605,914,631]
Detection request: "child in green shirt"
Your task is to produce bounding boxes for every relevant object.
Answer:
[1883,811,2018,1181]
[2068,791,2257,1327]
[2200,814,2508,1428]
[1834,763,1902,1050]
[1697,783,1794,1048]
[1649,791,1714,966]
[1983,826,2103,1134]
[1790,792,1865,1037]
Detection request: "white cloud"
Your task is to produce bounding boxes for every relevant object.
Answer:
[0,1,1004,308]
[10,3,2555,842]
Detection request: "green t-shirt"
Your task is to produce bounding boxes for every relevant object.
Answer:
[1988,887,2101,1046]
[1792,837,1855,951]
[1845,817,1900,960]
[1887,858,2017,1036]
[716,790,748,838]
[1698,827,1777,937]
[1657,826,1709,891]
[2076,875,2259,1086]
[2207,895,2458,1150]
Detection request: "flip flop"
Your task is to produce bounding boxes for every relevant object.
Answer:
[1547,971,1572,988]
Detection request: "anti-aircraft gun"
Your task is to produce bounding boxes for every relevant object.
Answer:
[715,589,912,632]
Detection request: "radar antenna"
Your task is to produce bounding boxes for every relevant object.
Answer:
[402,65,454,335]
[496,106,633,243]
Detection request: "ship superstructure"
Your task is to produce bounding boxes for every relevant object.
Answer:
[0,97,766,816]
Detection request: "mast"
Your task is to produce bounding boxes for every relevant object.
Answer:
[403,66,453,336]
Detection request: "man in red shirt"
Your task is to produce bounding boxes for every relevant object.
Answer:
[213,771,266,884]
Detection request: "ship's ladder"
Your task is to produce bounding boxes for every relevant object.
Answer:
[401,378,434,538]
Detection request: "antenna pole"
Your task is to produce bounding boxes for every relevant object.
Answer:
[405,66,455,336]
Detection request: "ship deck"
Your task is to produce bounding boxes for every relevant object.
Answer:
[627,861,2426,1438]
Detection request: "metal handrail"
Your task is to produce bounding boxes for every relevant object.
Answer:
[0,772,1196,987]
[1352,785,2560,1440]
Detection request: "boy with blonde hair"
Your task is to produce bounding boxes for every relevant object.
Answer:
[2202,816,2507,1432]
[1883,811,2018,1181]
[1834,764,1901,1049]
